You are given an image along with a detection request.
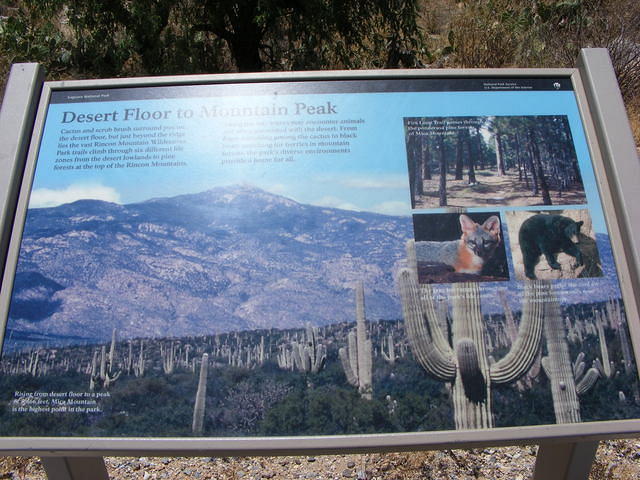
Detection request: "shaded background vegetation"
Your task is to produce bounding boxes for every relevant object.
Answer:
[0,0,639,142]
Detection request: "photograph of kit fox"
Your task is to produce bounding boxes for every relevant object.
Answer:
[505,209,602,280]
[412,212,509,283]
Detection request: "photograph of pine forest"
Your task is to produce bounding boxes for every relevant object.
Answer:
[404,115,587,209]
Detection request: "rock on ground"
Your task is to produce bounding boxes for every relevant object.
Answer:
[0,439,638,479]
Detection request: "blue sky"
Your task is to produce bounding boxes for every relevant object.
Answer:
[30,87,607,230]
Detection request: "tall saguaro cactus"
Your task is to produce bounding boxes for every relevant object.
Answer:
[606,298,634,375]
[541,288,581,423]
[192,353,208,435]
[397,240,544,429]
[339,283,373,400]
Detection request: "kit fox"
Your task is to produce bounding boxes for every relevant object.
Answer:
[415,214,501,274]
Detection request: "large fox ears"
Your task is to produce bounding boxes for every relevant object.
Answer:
[482,216,501,237]
[459,214,475,233]
[459,214,501,237]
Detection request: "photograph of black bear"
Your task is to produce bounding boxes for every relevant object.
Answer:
[412,211,509,284]
[505,209,602,280]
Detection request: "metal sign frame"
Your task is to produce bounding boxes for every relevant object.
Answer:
[0,49,638,480]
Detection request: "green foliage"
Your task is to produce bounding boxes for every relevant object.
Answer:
[260,385,393,436]
[448,0,640,90]
[0,0,426,80]
[0,4,71,79]
[95,374,194,436]
[2,0,638,114]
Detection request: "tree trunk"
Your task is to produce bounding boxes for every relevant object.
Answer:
[218,4,265,72]
[526,143,539,195]
[528,127,552,205]
[515,133,523,182]
[415,137,424,195]
[475,129,485,170]
[494,132,505,176]
[466,128,477,184]
[407,135,417,205]
[438,134,447,206]
[423,136,432,180]
[455,131,464,180]
[227,35,264,72]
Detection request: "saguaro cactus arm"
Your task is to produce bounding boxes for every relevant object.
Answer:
[397,267,456,381]
[406,241,455,358]
[489,281,544,385]
[576,366,599,395]
[381,332,396,365]
[339,347,359,387]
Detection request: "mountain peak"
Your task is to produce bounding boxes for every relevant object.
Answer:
[143,184,300,209]
[202,184,300,206]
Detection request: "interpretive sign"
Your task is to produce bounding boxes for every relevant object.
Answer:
[0,55,639,454]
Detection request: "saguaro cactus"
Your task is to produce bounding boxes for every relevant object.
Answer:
[301,323,327,373]
[540,289,581,423]
[27,350,39,376]
[133,340,145,377]
[606,298,634,375]
[381,332,396,365]
[397,240,544,429]
[125,341,133,375]
[277,344,294,370]
[99,344,121,389]
[161,341,176,374]
[89,349,99,391]
[192,353,208,435]
[593,309,614,379]
[279,324,327,373]
[339,283,373,400]
[572,352,600,395]
[108,328,117,370]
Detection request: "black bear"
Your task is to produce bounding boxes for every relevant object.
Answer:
[518,214,584,280]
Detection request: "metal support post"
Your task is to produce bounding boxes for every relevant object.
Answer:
[41,456,110,480]
[0,63,44,281]
[533,441,599,480]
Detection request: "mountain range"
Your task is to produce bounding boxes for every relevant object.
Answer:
[4,184,624,351]
[6,185,413,349]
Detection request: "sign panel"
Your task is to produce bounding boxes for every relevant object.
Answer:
[0,75,638,440]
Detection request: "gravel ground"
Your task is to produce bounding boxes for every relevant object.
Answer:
[1,438,638,479]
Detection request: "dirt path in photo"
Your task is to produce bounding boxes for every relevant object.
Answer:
[414,170,587,209]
